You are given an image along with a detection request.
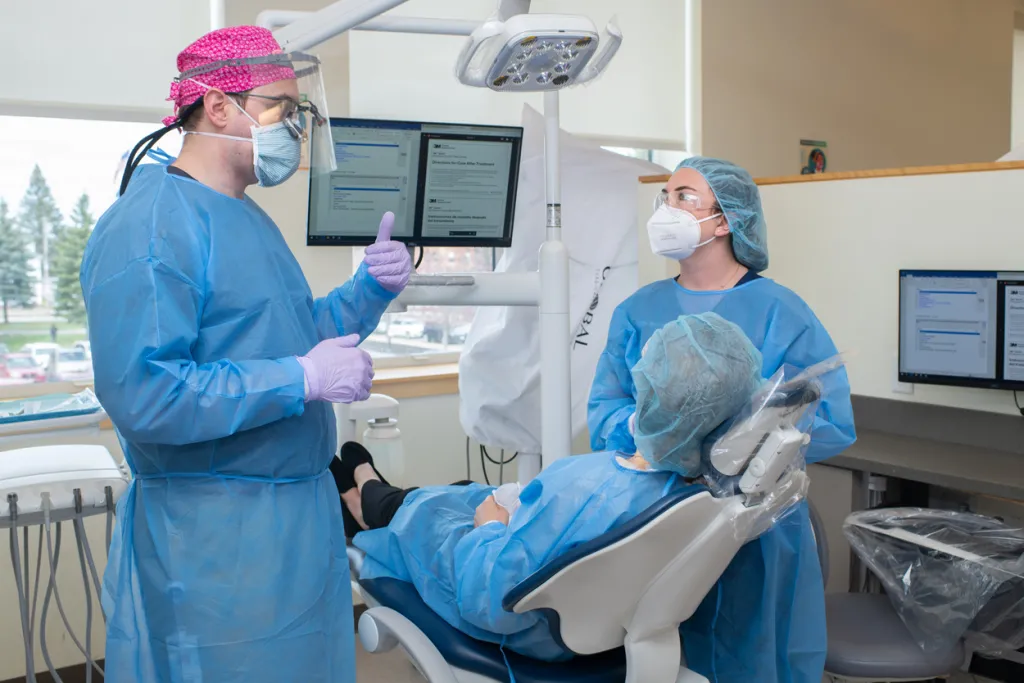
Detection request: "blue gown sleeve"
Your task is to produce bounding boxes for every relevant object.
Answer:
[587,306,638,453]
[782,318,857,464]
[311,263,397,342]
[85,258,306,447]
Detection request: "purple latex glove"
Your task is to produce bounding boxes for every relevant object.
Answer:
[296,334,374,403]
[363,212,412,293]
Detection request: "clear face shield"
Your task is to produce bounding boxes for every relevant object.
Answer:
[176,52,337,177]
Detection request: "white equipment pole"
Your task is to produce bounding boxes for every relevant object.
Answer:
[520,91,572,481]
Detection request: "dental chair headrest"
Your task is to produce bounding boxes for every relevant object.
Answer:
[704,376,822,481]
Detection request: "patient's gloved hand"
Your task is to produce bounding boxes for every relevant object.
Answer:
[473,496,510,528]
[364,212,412,293]
[297,335,373,403]
[493,482,523,516]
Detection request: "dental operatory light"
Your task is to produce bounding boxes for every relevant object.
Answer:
[455,14,622,92]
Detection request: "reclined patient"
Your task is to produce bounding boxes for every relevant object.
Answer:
[331,312,765,662]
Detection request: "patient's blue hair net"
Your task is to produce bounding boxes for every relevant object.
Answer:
[677,156,769,271]
[631,312,763,477]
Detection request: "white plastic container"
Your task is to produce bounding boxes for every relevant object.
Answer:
[363,418,405,484]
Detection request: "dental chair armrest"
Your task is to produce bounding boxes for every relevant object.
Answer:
[359,607,460,683]
[347,544,366,577]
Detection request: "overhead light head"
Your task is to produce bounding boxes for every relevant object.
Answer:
[456,14,622,92]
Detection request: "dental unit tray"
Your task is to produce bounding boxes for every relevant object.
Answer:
[0,391,107,449]
[0,445,129,528]
[0,391,102,425]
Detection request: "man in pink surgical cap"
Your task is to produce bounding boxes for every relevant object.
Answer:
[82,26,411,683]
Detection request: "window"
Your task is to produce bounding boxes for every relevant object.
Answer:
[601,146,690,170]
[354,246,497,367]
[0,114,181,388]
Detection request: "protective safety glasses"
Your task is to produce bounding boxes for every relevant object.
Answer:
[176,51,336,177]
[654,189,706,213]
[241,93,322,141]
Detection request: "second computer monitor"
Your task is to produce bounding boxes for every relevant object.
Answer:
[898,269,1024,390]
[307,118,523,248]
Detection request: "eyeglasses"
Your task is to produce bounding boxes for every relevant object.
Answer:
[654,189,706,213]
[234,93,325,141]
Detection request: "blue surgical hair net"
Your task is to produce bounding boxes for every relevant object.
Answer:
[677,156,769,271]
[631,312,764,476]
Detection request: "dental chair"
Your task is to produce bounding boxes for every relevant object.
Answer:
[348,377,821,683]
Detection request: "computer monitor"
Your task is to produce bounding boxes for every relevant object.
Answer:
[898,270,1024,390]
[307,117,523,247]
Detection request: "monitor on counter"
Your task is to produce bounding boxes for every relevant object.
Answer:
[307,117,523,248]
[898,269,1024,390]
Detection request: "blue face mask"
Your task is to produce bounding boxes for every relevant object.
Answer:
[247,119,302,187]
[185,97,302,188]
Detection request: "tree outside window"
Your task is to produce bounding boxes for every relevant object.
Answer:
[0,115,181,384]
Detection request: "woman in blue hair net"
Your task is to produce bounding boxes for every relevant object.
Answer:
[588,156,856,683]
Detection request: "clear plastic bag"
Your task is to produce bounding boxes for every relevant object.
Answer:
[844,508,1024,655]
[703,356,848,541]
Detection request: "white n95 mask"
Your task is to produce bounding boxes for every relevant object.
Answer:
[646,205,723,261]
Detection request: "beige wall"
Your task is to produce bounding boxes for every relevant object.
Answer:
[701,0,1016,178]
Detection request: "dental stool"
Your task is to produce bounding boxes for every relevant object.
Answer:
[351,376,823,683]
[826,507,1024,682]
[824,592,965,682]
[821,507,966,682]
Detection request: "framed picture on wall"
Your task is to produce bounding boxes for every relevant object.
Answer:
[800,139,828,174]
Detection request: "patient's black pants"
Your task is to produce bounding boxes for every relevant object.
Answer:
[329,456,471,537]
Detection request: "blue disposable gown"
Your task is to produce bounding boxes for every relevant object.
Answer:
[81,165,396,683]
[354,452,688,661]
[588,277,857,683]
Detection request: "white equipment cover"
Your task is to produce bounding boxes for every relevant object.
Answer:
[459,104,667,454]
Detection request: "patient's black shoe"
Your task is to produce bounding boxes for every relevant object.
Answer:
[328,454,356,494]
[340,441,391,487]
[328,454,363,539]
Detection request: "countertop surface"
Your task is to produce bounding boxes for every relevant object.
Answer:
[830,429,1024,501]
